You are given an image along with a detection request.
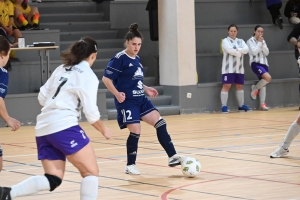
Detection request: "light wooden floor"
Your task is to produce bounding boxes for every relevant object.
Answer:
[1,107,300,200]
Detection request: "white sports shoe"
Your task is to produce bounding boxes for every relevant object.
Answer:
[270,146,289,158]
[168,154,182,167]
[250,85,258,100]
[124,164,140,175]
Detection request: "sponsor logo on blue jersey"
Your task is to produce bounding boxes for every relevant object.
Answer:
[133,67,143,80]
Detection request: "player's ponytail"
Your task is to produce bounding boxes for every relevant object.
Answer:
[61,36,98,67]
[125,23,143,41]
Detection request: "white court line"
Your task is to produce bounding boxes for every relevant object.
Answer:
[5,143,300,171]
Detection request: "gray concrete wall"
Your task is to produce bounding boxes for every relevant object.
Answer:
[163,79,300,114]
[12,30,60,62]
[0,90,108,127]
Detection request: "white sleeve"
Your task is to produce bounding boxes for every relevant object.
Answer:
[237,39,249,55]
[222,39,241,58]
[38,65,63,106]
[247,39,262,56]
[76,75,100,124]
[262,40,269,56]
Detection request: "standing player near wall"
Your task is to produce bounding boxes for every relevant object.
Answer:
[0,35,20,173]
[247,25,272,111]
[102,23,182,175]
[220,24,251,113]
[0,37,112,200]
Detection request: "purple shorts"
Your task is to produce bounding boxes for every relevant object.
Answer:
[222,73,244,84]
[36,125,90,161]
[251,62,269,79]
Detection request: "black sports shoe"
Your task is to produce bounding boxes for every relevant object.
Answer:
[0,187,12,200]
[275,18,283,29]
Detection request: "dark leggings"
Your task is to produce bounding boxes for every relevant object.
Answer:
[267,3,282,23]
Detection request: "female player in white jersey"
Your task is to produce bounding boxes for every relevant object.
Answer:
[220,24,251,113]
[102,23,182,175]
[0,36,21,173]
[247,25,271,111]
[0,37,112,200]
[270,39,300,158]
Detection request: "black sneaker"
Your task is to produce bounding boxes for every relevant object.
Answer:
[31,23,40,30]
[275,18,283,29]
[0,187,12,200]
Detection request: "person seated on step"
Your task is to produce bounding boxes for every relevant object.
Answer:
[284,0,300,25]
[0,0,22,61]
[13,0,40,30]
[287,23,300,59]
[266,0,283,29]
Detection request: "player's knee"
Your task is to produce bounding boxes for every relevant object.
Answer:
[44,173,62,192]
[296,117,300,125]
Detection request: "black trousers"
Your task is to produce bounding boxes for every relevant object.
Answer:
[267,3,282,23]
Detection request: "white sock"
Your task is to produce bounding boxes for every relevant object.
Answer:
[235,90,244,107]
[259,86,266,105]
[80,176,98,200]
[255,79,269,90]
[220,92,228,106]
[10,176,50,199]
[282,120,300,149]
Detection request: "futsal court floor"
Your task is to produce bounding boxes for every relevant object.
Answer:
[0,107,300,199]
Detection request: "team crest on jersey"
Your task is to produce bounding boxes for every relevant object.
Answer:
[0,88,5,93]
[106,69,113,75]
[133,67,143,80]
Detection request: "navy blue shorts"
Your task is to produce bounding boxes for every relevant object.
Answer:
[251,62,269,80]
[222,73,244,84]
[0,144,2,157]
[116,97,157,129]
[36,125,90,161]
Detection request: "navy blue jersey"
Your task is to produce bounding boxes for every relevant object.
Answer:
[0,67,8,98]
[104,51,145,104]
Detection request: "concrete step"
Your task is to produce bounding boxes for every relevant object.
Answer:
[60,39,123,51]
[40,13,104,23]
[196,51,298,83]
[98,77,157,89]
[93,66,149,78]
[60,30,118,41]
[105,85,164,98]
[40,21,111,32]
[106,95,172,109]
[196,24,294,54]
[92,58,111,70]
[35,2,97,14]
[194,0,285,26]
[107,105,180,120]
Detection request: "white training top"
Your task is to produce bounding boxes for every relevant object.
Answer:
[247,36,269,66]
[221,37,249,74]
[35,61,100,137]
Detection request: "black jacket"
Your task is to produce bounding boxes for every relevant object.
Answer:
[284,0,300,18]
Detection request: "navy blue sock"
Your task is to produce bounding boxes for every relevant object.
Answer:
[126,132,140,165]
[155,118,177,157]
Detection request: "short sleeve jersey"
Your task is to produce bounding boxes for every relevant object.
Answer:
[14,3,31,15]
[103,51,145,104]
[0,67,8,98]
[0,1,14,26]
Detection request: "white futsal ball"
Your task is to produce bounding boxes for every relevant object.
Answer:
[181,157,201,178]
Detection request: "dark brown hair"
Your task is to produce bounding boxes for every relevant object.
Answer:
[228,24,238,31]
[0,35,10,57]
[61,36,98,67]
[253,25,263,36]
[125,23,143,41]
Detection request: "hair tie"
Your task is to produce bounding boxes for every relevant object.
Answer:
[79,38,86,43]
